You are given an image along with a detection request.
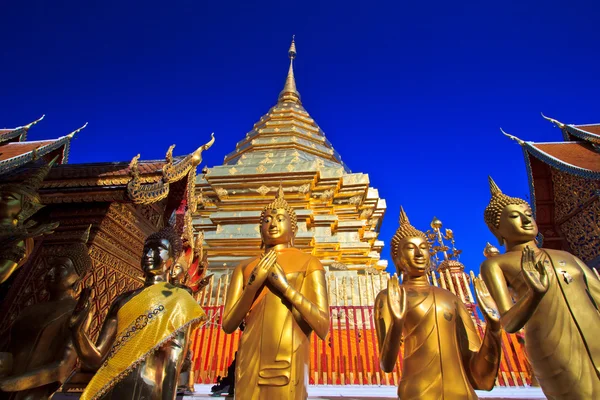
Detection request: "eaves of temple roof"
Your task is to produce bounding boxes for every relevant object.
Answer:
[502,125,600,180]
[541,113,600,144]
[0,120,86,175]
[0,115,45,144]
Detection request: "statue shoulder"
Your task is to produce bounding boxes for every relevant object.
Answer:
[375,288,389,305]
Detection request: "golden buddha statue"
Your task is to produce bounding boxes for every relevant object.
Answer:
[70,226,206,400]
[480,177,600,399]
[222,185,329,400]
[0,158,59,284]
[0,227,93,400]
[375,207,502,400]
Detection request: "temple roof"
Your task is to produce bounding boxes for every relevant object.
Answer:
[0,115,45,144]
[0,119,85,175]
[222,39,350,173]
[502,115,600,180]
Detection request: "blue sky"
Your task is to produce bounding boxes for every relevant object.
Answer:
[1,0,598,274]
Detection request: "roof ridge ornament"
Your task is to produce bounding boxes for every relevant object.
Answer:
[541,112,565,129]
[278,36,302,105]
[500,128,525,146]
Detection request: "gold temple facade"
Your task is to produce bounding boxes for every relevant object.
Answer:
[193,40,387,294]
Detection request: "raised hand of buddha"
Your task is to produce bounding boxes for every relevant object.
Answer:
[474,276,501,332]
[69,286,92,331]
[521,246,549,296]
[247,250,277,289]
[387,274,406,323]
[267,262,289,295]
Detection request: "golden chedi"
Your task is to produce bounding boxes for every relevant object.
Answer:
[375,207,502,400]
[0,227,92,400]
[480,177,600,399]
[70,226,206,400]
[222,185,329,400]
[0,158,59,284]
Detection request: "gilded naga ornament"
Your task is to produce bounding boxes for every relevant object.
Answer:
[0,157,59,284]
[375,207,502,400]
[70,226,206,400]
[0,227,93,399]
[222,185,329,400]
[480,177,600,399]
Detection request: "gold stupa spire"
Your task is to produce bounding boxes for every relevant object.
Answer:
[278,36,302,104]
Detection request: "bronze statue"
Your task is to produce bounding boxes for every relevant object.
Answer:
[480,177,600,399]
[0,227,92,399]
[222,185,329,400]
[70,226,206,400]
[375,207,502,400]
[0,158,58,284]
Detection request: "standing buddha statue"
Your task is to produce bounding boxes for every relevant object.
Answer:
[222,185,329,400]
[480,177,600,399]
[0,227,93,399]
[0,158,59,284]
[375,207,502,400]
[70,226,206,400]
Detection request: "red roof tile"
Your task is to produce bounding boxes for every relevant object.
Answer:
[575,124,600,135]
[0,140,55,161]
[532,142,600,173]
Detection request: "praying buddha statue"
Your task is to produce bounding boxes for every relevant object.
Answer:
[0,227,92,400]
[375,207,502,400]
[480,177,600,399]
[222,185,329,400]
[70,226,206,400]
[0,158,59,284]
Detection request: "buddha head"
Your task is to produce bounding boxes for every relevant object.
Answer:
[259,185,297,248]
[484,177,537,246]
[45,226,92,296]
[391,207,430,278]
[0,158,54,226]
[142,226,183,278]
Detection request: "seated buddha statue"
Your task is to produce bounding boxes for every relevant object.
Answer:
[375,207,502,400]
[0,158,58,284]
[0,227,92,400]
[70,226,206,400]
[480,177,600,399]
[222,185,329,400]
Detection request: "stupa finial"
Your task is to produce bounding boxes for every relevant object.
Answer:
[278,36,301,104]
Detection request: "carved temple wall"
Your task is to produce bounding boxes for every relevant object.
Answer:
[0,201,164,347]
[551,168,600,267]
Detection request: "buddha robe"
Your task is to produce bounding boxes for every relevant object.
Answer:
[505,250,600,399]
[234,247,328,400]
[377,284,495,400]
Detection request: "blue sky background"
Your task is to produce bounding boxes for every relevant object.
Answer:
[1,0,598,274]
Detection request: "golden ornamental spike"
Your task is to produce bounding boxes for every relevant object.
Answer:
[399,206,409,225]
[488,176,502,196]
[277,183,285,199]
[541,112,565,129]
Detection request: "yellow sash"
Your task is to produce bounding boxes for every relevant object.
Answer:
[81,282,206,400]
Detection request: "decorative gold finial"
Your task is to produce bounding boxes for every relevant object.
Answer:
[399,206,409,225]
[276,182,285,199]
[430,216,442,230]
[541,112,565,129]
[483,242,500,258]
[488,176,501,196]
[500,128,525,145]
[278,37,301,104]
